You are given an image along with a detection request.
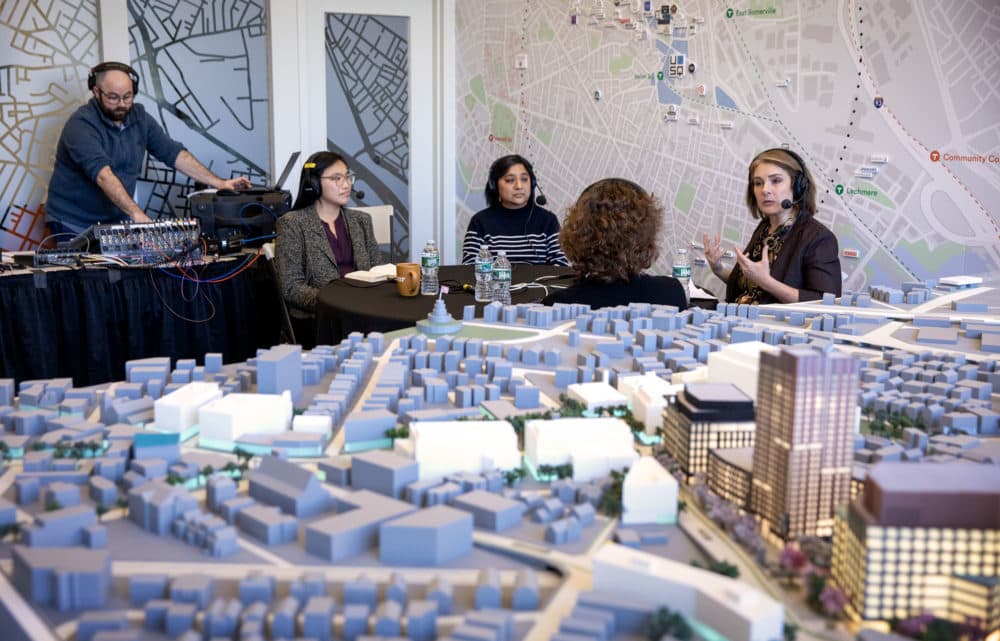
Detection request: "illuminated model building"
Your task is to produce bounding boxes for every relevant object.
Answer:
[750,348,859,539]
[707,446,753,511]
[661,382,755,479]
[831,462,1000,630]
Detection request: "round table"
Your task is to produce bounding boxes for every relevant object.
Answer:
[315,264,576,344]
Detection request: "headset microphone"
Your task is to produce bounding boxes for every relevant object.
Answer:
[780,198,797,209]
[534,183,548,207]
[353,189,366,200]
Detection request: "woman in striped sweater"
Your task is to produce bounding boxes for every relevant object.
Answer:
[462,154,569,266]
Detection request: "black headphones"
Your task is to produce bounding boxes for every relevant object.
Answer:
[757,147,810,201]
[485,154,540,208]
[292,151,355,211]
[300,158,323,198]
[88,62,140,94]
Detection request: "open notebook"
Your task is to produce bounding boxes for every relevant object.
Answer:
[343,263,397,283]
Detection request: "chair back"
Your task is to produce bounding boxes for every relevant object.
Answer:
[353,205,394,249]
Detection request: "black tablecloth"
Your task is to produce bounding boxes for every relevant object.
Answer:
[0,257,282,387]
[316,264,576,344]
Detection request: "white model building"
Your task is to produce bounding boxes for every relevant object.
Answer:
[622,456,678,525]
[524,418,638,482]
[706,341,777,401]
[593,544,784,641]
[403,420,521,481]
[292,414,333,435]
[198,391,293,443]
[618,374,683,435]
[939,275,982,288]
[566,382,628,412]
[153,382,222,432]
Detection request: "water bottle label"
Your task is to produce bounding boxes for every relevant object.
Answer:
[421,254,439,268]
[672,265,691,279]
[476,262,493,275]
[493,268,511,282]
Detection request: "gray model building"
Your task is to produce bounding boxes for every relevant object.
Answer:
[305,489,415,561]
[236,503,297,544]
[451,489,525,532]
[247,454,329,516]
[12,545,112,610]
[23,505,105,548]
[351,449,420,499]
[128,481,198,536]
[379,504,474,565]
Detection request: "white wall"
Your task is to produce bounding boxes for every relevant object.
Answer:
[268,0,456,262]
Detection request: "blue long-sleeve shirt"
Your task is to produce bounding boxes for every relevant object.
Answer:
[46,98,185,232]
[462,203,569,265]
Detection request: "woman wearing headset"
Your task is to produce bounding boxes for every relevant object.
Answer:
[462,154,568,265]
[275,151,381,345]
[703,148,841,304]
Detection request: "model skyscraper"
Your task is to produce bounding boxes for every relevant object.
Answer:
[750,347,859,539]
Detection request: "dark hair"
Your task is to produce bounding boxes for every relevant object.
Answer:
[746,148,817,220]
[484,154,536,208]
[292,151,349,210]
[560,178,663,283]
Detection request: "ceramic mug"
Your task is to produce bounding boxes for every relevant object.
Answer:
[396,262,421,296]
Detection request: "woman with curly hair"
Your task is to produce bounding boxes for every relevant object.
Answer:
[542,178,687,310]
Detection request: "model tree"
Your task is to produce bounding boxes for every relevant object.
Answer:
[641,606,693,641]
[778,543,809,586]
[819,584,849,620]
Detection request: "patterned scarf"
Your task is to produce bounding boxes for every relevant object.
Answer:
[733,218,794,304]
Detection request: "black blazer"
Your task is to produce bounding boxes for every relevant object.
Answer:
[726,215,841,304]
[275,205,381,316]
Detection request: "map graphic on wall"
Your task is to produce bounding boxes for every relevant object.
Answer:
[0,1,101,249]
[455,1,1000,291]
[127,0,270,218]
[325,13,411,262]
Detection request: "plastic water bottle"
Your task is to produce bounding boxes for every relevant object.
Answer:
[672,246,691,299]
[474,244,493,302]
[492,250,511,305]
[420,240,439,296]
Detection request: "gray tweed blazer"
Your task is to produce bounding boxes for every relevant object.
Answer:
[275,204,382,316]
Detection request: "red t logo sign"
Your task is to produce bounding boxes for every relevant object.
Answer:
[930,150,940,162]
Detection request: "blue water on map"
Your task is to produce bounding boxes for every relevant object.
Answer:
[715,87,738,109]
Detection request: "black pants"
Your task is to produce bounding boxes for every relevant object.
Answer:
[290,316,318,350]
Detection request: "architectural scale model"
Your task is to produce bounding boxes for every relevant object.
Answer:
[0,276,997,641]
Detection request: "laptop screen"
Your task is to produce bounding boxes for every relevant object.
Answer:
[272,151,301,191]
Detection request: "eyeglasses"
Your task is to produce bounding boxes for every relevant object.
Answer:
[320,173,356,186]
[97,88,134,104]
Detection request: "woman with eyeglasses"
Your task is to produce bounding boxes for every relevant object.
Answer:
[275,151,381,346]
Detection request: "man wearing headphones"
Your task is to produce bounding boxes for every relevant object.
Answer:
[703,148,842,304]
[462,154,568,266]
[45,61,251,235]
